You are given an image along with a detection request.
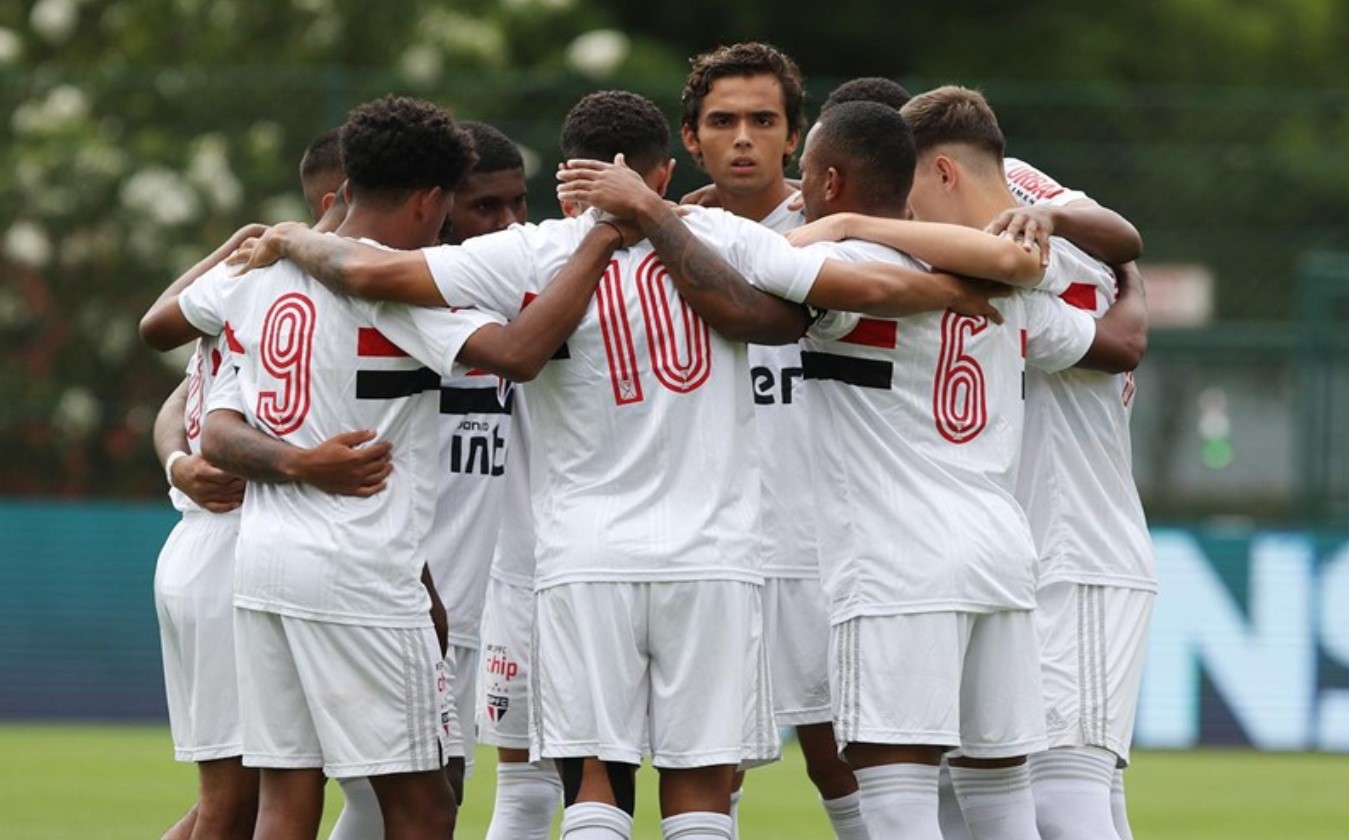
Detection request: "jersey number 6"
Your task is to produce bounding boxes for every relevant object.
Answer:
[933,311,989,444]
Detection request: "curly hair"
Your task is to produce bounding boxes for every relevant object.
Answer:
[820,77,913,115]
[340,96,476,204]
[460,121,524,175]
[681,42,806,142]
[560,90,670,174]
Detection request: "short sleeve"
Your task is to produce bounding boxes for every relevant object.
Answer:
[1022,290,1095,374]
[204,350,246,415]
[712,211,827,303]
[177,262,233,336]
[421,226,539,317]
[1004,157,1089,209]
[352,300,505,379]
[1035,235,1116,297]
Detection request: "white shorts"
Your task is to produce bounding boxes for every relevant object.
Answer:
[533,581,780,769]
[444,643,479,776]
[477,578,534,750]
[235,609,449,778]
[1036,582,1154,765]
[831,611,1048,759]
[154,511,243,762]
[763,576,832,726]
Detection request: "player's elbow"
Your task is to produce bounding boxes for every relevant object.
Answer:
[1086,332,1147,374]
[139,309,186,351]
[996,250,1044,287]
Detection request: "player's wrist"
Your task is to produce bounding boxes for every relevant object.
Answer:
[164,450,189,489]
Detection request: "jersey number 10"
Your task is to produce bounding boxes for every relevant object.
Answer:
[595,254,712,406]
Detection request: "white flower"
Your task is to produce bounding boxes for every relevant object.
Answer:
[0,27,23,65]
[187,133,243,212]
[30,0,79,45]
[0,287,29,328]
[99,316,137,363]
[11,84,89,135]
[121,166,200,227]
[4,220,52,268]
[502,0,574,11]
[400,44,443,85]
[52,387,102,442]
[566,29,629,78]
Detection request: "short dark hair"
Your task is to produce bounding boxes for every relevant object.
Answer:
[820,77,912,114]
[340,96,475,203]
[900,85,1005,160]
[812,101,916,211]
[461,121,524,174]
[560,90,670,174]
[299,127,343,186]
[681,42,806,142]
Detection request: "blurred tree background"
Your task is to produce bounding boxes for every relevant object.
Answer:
[2,0,1348,513]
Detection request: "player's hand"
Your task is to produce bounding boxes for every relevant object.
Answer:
[986,206,1054,267]
[227,221,306,275]
[785,213,853,247]
[939,274,1011,325]
[680,183,722,208]
[288,429,393,496]
[171,453,246,513]
[594,211,644,248]
[786,190,804,212]
[556,154,662,220]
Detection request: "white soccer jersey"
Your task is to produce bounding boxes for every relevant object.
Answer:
[488,386,536,589]
[749,197,819,578]
[427,371,513,649]
[422,209,827,590]
[178,255,502,627]
[800,239,1096,622]
[1016,240,1156,592]
[1004,157,1089,208]
[169,335,237,516]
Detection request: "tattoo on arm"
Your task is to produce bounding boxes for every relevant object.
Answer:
[203,413,293,483]
[286,230,359,296]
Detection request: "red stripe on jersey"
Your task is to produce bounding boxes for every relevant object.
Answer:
[521,291,538,309]
[210,347,223,375]
[839,318,897,348]
[465,369,490,377]
[1020,328,1027,359]
[223,322,245,354]
[1060,283,1097,311]
[357,328,409,357]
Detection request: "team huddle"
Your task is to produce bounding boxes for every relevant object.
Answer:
[139,41,1155,840]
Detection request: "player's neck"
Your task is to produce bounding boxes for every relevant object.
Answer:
[336,209,422,251]
[964,181,1019,230]
[718,178,795,223]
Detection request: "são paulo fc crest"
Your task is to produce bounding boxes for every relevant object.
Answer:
[486,692,509,723]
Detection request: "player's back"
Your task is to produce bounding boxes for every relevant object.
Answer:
[180,259,481,627]
[1018,242,1155,591]
[800,239,1094,620]
[424,209,823,590]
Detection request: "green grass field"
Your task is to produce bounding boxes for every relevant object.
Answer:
[1,724,1346,839]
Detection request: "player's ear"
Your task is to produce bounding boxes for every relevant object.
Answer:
[680,124,704,166]
[784,127,801,157]
[320,191,337,213]
[559,197,583,219]
[824,166,842,202]
[653,158,676,198]
[936,154,958,189]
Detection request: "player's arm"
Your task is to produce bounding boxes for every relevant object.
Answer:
[787,213,1044,287]
[139,223,266,350]
[155,379,246,513]
[422,564,448,657]
[1077,262,1148,373]
[201,410,394,497]
[228,222,445,306]
[805,263,1009,322]
[986,199,1143,267]
[455,223,624,379]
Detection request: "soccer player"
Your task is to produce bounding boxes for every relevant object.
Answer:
[679,41,867,839]
[230,88,1008,840]
[299,128,345,222]
[139,95,623,840]
[782,96,1145,840]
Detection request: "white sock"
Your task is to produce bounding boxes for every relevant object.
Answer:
[1029,747,1120,840]
[728,790,743,840]
[661,811,734,840]
[853,764,943,840]
[948,764,1040,840]
[937,760,973,840]
[561,801,633,840]
[327,777,383,840]
[485,761,563,840]
[1111,770,1134,840]
[821,790,871,840]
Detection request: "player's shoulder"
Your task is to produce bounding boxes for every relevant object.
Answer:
[811,237,924,270]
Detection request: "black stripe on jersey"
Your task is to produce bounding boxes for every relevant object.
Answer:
[552,342,570,360]
[801,351,892,390]
[439,385,514,416]
[356,367,440,399]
